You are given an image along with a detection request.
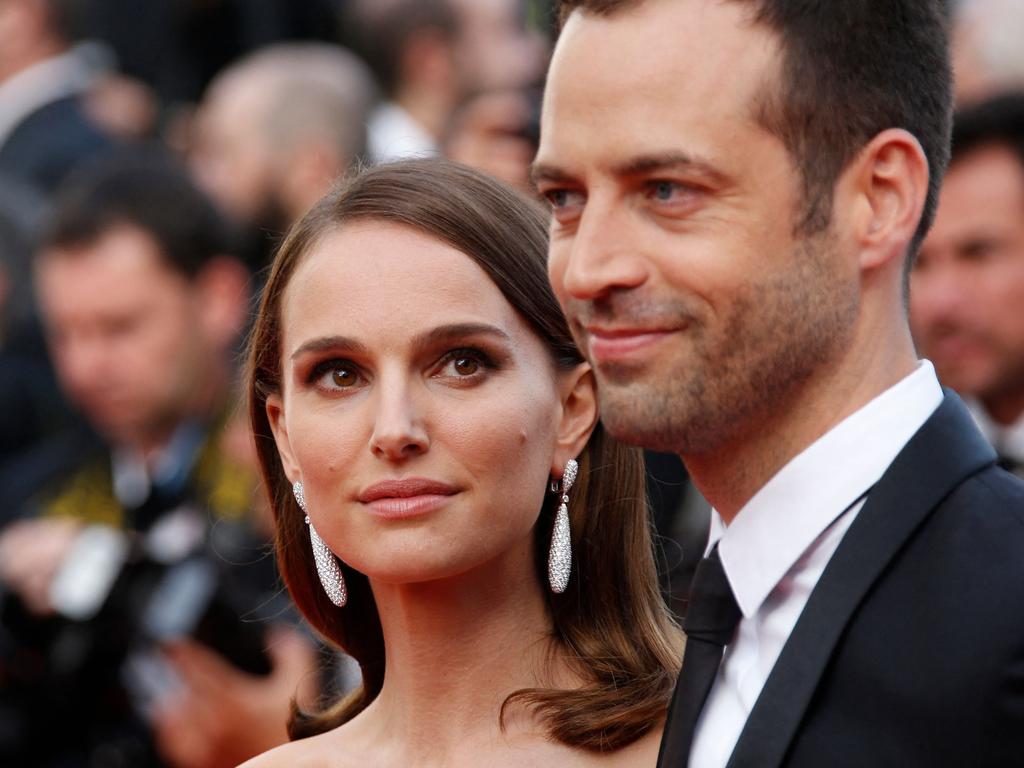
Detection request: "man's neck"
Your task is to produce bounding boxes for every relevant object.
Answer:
[684,335,920,525]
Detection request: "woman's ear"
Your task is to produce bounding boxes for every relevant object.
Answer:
[266,392,301,483]
[551,363,599,476]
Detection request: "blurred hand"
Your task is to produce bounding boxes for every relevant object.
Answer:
[0,518,83,615]
[445,90,538,192]
[152,625,319,768]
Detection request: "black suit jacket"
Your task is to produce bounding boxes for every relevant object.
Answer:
[0,94,112,195]
[660,392,1024,767]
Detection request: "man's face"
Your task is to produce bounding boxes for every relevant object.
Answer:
[36,225,210,447]
[910,144,1024,413]
[452,0,547,93]
[190,77,280,227]
[536,0,858,454]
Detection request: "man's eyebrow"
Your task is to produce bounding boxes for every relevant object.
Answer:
[290,324,512,361]
[611,151,727,182]
[531,152,728,186]
[530,161,575,186]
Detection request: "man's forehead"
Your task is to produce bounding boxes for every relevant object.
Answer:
[538,1,780,177]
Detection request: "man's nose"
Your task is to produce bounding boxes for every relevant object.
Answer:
[556,195,649,301]
[58,334,108,395]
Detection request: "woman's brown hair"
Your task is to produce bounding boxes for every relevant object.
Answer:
[246,159,680,751]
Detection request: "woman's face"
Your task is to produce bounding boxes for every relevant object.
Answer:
[268,222,594,584]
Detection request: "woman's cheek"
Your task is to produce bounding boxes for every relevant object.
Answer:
[452,389,558,520]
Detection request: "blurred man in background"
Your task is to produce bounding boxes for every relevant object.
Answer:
[346,0,546,166]
[952,0,1024,104]
[0,151,316,768]
[0,0,114,195]
[190,43,377,269]
[911,93,1024,478]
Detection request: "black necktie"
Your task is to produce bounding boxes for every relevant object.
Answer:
[657,544,742,767]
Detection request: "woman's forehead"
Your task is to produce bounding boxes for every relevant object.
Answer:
[280,222,534,352]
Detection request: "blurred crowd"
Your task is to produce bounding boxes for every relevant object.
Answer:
[0,0,1022,766]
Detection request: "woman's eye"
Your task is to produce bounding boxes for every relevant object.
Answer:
[437,349,493,380]
[452,356,479,376]
[329,368,358,387]
[310,360,361,391]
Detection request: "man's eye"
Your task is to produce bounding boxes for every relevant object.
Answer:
[648,180,684,201]
[546,189,570,208]
[543,188,584,210]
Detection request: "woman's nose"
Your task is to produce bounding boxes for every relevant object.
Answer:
[368,380,430,461]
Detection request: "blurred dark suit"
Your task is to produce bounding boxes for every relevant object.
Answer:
[0,94,112,196]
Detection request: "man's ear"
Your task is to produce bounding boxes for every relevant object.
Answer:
[266,392,301,484]
[551,363,600,477]
[194,256,252,348]
[842,128,930,272]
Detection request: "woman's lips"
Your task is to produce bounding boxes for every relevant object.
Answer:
[358,478,459,519]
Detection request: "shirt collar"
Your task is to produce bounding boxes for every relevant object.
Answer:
[710,360,944,618]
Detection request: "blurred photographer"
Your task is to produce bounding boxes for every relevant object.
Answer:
[0,150,317,768]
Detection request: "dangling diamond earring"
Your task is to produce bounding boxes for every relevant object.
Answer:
[293,481,347,607]
[547,458,578,594]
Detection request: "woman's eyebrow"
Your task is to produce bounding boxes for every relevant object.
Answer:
[291,335,369,360]
[412,322,513,350]
[290,324,512,361]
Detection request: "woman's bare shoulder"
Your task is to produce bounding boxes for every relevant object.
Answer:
[239,730,358,768]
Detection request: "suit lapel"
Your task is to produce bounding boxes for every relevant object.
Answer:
[725,392,995,768]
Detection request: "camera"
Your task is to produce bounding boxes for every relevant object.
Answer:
[0,505,281,767]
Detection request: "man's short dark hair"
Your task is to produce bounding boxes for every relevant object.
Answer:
[556,0,954,261]
[41,148,231,279]
[950,92,1024,173]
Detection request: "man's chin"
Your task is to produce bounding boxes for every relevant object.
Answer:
[595,385,683,453]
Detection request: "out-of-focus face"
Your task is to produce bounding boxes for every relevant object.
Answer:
[536,0,857,453]
[268,222,578,584]
[190,76,279,226]
[36,225,209,447]
[910,144,1024,412]
[452,0,547,93]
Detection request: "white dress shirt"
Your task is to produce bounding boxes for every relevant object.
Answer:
[367,101,438,164]
[689,361,944,768]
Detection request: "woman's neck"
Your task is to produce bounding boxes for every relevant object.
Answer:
[352,538,563,762]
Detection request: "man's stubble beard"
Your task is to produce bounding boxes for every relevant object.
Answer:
[589,233,859,456]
